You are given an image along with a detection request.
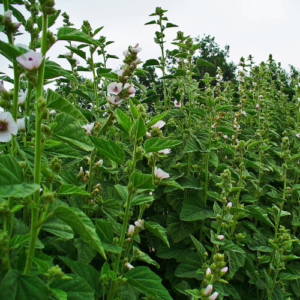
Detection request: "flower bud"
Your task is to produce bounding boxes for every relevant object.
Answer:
[204,284,213,296]
[128,225,135,234]
[206,267,211,275]
[209,292,219,300]
[221,266,228,273]
[227,202,232,208]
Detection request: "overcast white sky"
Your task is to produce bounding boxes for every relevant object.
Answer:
[1,0,300,88]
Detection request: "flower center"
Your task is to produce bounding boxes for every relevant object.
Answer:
[0,121,8,132]
[113,87,118,92]
[28,57,33,61]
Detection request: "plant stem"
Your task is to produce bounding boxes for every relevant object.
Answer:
[24,14,48,276]
[90,48,99,107]
[97,114,112,137]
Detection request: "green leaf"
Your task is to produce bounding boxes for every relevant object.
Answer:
[196,59,215,67]
[42,217,74,240]
[166,22,179,28]
[131,193,154,206]
[0,40,25,61]
[0,269,50,300]
[161,178,183,190]
[143,59,160,67]
[50,274,94,300]
[115,109,133,133]
[147,112,166,128]
[9,5,26,24]
[44,142,82,159]
[50,289,68,300]
[53,206,106,259]
[53,114,94,152]
[144,20,157,25]
[101,73,118,80]
[221,241,246,277]
[72,90,93,103]
[129,99,139,119]
[184,137,202,153]
[46,89,87,122]
[180,197,214,221]
[140,95,159,104]
[59,257,101,297]
[10,234,31,249]
[175,52,189,58]
[145,221,169,247]
[144,137,182,153]
[133,246,159,268]
[175,252,203,279]
[157,242,193,262]
[57,27,100,46]
[74,239,97,264]
[58,184,90,196]
[65,46,86,59]
[189,235,206,260]
[125,267,172,300]
[96,219,122,254]
[133,116,146,139]
[130,172,155,190]
[89,136,125,164]
[165,109,186,119]
[44,60,76,82]
[96,67,112,74]
[247,205,274,227]
[0,155,40,198]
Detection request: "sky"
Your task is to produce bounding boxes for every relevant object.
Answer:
[1,0,300,89]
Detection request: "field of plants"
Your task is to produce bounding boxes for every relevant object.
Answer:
[1,1,300,300]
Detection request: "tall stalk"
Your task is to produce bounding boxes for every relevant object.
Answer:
[24,14,48,276]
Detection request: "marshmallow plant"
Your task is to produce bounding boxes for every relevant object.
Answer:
[1,2,300,300]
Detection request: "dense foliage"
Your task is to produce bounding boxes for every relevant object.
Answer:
[1,2,300,300]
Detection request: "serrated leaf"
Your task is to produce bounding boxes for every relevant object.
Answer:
[145,221,169,247]
[115,109,133,133]
[58,184,90,196]
[144,137,181,153]
[130,172,155,190]
[180,197,214,221]
[196,59,215,67]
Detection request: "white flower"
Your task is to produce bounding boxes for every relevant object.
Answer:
[241,110,247,116]
[217,235,224,240]
[96,183,101,187]
[204,285,213,296]
[223,135,228,139]
[149,192,153,196]
[227,202,232,208]
[96,159,103,166]
[81,122,94,135]
[158,148,171,155]
[79,167,84,175]
[134,57,141,64]
[221,267,228,273]
[18,89,27,104]
[296,133,300,139]
[298,98,300,102]
[134,219,144,229]
[4,10,12,23]
[124,83,136,97]
[174,100,181,107]
[206,267,211,275]
[151,120,165,129]
[106,95,123,105]
[236,139,239,144]
[49,110,56,114]
[209,292,219,300]
[146,132,151,138]
[216,74,223,81]
[16,52,43,71]
[107,82,123,95]
[183,59,188,64]
[130,43,142,53]
[0,112,18,142]
[212,124,216,129]
[64,51,72,56]
[116,69,124,76]
[75,58,80,66]
[85,170,89,175]
[253,82,257,86]
[128,225,135,234]
[259,94,263,99]
[125,263,134,270]
[123,50,130,56]
[256,104,259,109]
[0,81,7,94]
[17,117,25,131]
[154,167,170,179]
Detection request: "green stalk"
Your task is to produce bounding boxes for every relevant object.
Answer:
[97,114,112,137]
[26,84,32,117]
[24,14,48,276]
[159,17,167,110]
[90,48,99,107]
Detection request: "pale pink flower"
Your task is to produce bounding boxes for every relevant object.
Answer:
[151,120,165,129]
[130,43,142,53]
[221,267,228,273]
[128,225,135,234]
[184,59,188,64]
[134,219,144,229]
[174,100,181,107]
[18,89,27,104]
[259,94,263,99]
[158,148,171,155]
[106,95,123,105]
[296,133,300,139]
[209,292,219,300]
[204,285,213,296]
[217,235,224,240]
[49,110,56,114]
[227,202,232,208]
[96,159,103,166]
[134,57,141,64]
[223,135,228,139]
[212,124,216,129]
[149,192,153,196]
[206,268,211,275]
[146,132,151,138]
[125,263,134,270]
[124,83,136,97]
[256,104,259,109]
[216,74,223,81]
[79,167,84,175]
[16,52,43,71]
[154,167,170,179]
[17,117,25,131]
[81,122,94,135]
[96,183,101,187]
[241,110,247,116]
[107,82,122,95]
[0,112,18,142]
